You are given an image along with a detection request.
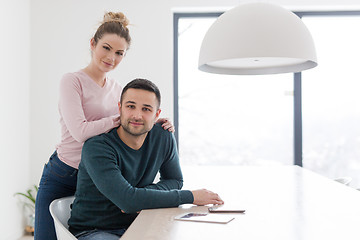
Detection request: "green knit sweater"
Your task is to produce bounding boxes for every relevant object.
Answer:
[68,124,194,234]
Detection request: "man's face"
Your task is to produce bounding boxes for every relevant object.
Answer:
[119,88,161,137]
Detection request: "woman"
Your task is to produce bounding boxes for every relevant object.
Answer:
[34,11,174,240]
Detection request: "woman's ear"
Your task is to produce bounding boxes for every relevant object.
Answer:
[90,38,96,51]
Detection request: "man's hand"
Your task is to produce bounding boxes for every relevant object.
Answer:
[191,189,224,206]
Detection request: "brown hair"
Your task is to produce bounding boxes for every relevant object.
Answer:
[93,12,131,48]
[121,79,161,109]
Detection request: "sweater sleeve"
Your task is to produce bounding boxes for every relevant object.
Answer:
[82,138,194,214]
[144,133,184,191]
[59,73,118,143]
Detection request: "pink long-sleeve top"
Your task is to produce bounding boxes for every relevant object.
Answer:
[56,71,122,169]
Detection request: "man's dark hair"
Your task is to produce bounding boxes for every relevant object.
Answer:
[120,78,161,108]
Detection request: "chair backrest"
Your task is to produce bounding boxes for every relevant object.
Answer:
[49,196,77,240]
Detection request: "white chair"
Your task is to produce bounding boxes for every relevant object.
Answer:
[49,196,77,240]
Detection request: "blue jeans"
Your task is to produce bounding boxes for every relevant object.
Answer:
[76,229,126,240]
[35,151,78,240]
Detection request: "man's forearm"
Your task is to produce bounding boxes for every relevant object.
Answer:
[143,179,183,191]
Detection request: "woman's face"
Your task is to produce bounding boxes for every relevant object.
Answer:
[90,33,128,73]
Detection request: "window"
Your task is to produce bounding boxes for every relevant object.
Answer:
[174,11,360,188]
[302,15,360,186]
[176,17,293,166]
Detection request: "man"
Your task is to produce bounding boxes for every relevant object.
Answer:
[68,78,223,239]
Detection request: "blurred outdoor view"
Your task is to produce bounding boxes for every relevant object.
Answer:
[302,16,360,188]
[177,15,360,188]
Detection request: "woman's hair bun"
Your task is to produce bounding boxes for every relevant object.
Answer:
[103,12,129,28]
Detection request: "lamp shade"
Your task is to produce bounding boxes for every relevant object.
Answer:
[198,2,317,75]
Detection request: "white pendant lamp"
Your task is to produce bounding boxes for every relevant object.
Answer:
[198,2,317,75]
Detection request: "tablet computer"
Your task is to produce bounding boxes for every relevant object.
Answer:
[208,205,246,213]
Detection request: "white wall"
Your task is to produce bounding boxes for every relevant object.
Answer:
[4,0,360,238]
[0,0,31,239]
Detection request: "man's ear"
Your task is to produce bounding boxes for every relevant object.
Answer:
[118,101,121,113]
[155,108,161,122]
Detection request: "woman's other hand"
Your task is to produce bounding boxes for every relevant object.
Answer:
[156,118,175,133]
[113,115,121,127]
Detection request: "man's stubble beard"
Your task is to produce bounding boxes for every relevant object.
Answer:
[121,118,153,137]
